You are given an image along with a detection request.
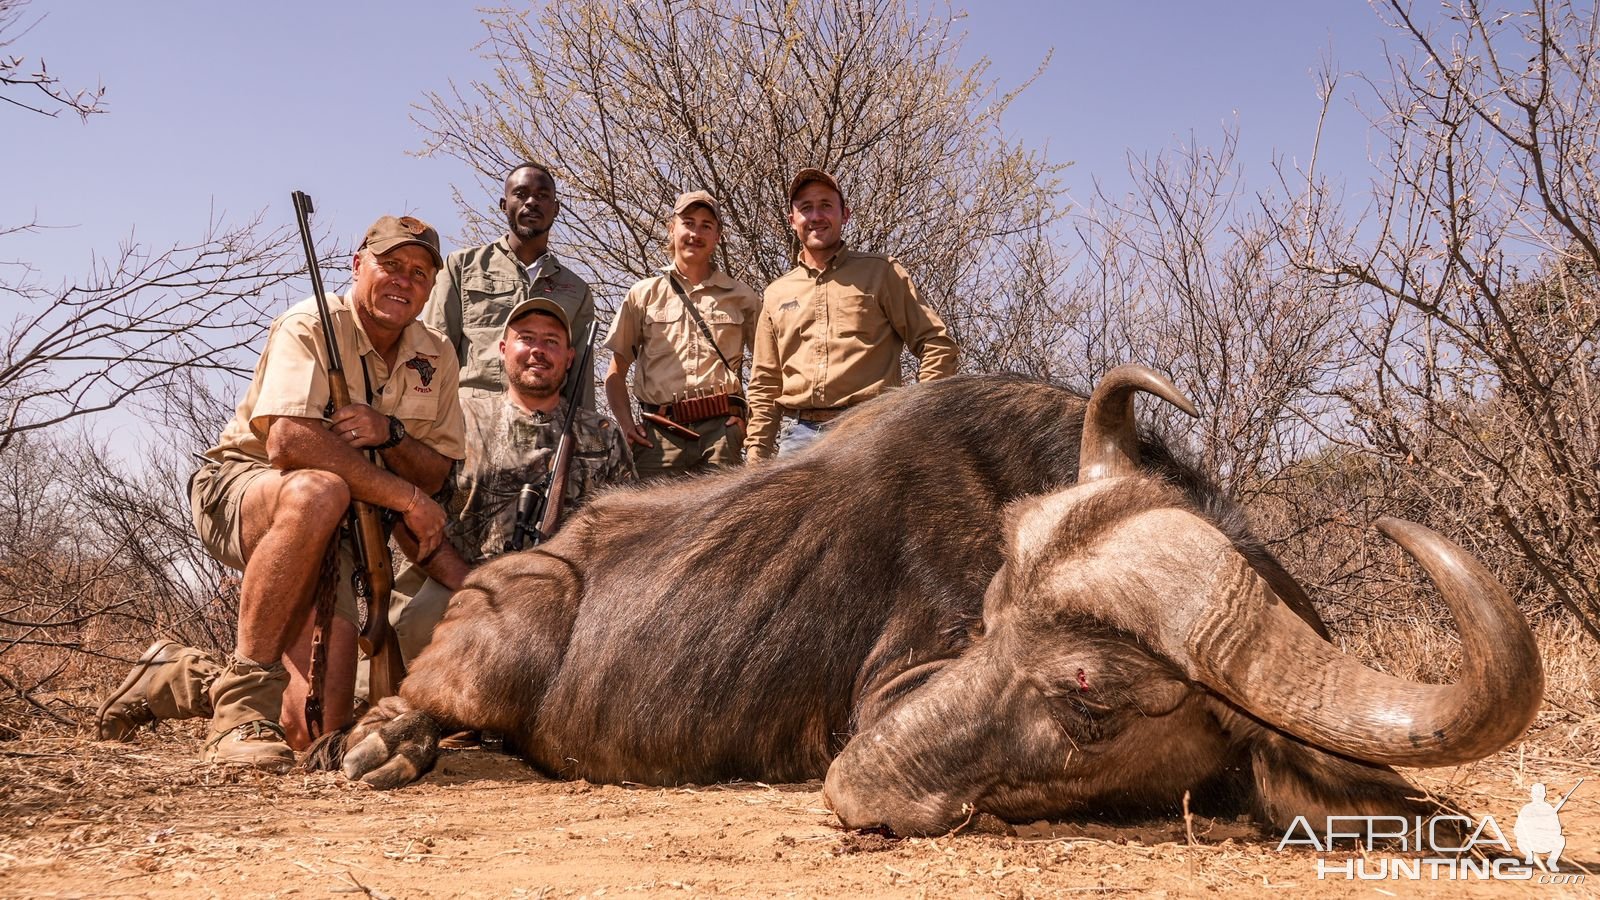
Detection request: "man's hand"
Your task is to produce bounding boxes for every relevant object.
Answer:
[400,491,449,560]
[623,420,654,449]
[725,416,745,432]
[330,403,390,448]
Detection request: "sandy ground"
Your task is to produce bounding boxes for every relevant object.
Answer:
[1,723,1596,899]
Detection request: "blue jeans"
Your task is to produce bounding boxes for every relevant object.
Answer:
[778,418,827,456]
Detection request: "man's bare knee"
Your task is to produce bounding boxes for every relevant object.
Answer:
[277,469,351,527]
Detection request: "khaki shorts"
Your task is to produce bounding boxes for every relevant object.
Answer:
[189,458,360,623]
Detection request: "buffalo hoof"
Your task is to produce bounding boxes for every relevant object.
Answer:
[338,697,441,790]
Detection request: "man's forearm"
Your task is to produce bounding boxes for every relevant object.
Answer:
[268,417,427,511]
[603,361,636,428]
[380,434,454,496]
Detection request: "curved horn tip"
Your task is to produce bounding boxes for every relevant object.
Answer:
[1374,516,1434,548]
[1099,364,1199,419]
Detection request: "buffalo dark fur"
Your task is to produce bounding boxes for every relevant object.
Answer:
[310,374,1477,834]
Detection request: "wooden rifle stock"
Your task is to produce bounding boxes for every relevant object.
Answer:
[290,191,406,729]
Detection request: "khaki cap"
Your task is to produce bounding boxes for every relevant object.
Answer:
[787,167,844,207]
[506,296,571,341]
[362,215,444,268]
[672,190,722,223]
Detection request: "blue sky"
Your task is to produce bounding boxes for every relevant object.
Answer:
[3,1,1394,300]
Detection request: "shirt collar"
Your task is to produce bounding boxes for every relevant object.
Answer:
[503,390,567,423]
[660,263,734,291]
[338,293,433,363]
[495,236,565,278]
[798,243,851,276]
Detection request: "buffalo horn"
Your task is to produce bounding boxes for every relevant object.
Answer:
[1078,365,1198,483]
[1181,517,1543,766]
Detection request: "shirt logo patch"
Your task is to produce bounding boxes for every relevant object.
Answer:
[779,299,799,312]
[406,355,437,388]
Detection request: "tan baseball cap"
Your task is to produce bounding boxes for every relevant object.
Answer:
[362,215,444,268]
[672,190,722,223]
[505,296,571,340]
[787,167,844,207]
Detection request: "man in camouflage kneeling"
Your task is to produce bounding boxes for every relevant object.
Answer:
[386,295,634,661]
[95,215,464,770]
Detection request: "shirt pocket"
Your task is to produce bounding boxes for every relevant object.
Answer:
[460,272,523,328]
[394,391,441,427]
[831,293,879,340]
[642,297,687,339]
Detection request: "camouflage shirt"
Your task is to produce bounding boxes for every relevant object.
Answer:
[447,392,634,563]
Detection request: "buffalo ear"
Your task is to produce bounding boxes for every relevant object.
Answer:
[1212,703,1434,833]
[1244,726,1435,833]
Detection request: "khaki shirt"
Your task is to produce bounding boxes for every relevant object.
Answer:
[603,266,760,405]
[448,393,634,563]
[744,247,958,460]
[206,294,467,465]
[426,238,596,405]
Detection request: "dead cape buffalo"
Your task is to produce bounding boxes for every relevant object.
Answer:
[310,366,1543,837]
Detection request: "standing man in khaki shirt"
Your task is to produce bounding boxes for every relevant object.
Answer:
[427,161,597,406]
[744,168,959,461]
[95,216,466,770]
[604,191,760,478]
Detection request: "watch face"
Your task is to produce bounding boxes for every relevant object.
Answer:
[381,415,406,449]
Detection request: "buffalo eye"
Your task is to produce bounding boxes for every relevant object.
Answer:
[1076,668,1090,692]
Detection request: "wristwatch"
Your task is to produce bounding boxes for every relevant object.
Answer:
[376,415,406,451]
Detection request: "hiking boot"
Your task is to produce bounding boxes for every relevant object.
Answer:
[95,639,221,741]
[204,653,292,771]
[203,719,295,772]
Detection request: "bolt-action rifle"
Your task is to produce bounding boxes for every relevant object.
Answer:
[290,191,405,734]
[506,322,597,551]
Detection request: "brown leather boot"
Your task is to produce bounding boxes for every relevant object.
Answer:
[203,655,294,772]
[95,639,222,741]
[203,720,296,772]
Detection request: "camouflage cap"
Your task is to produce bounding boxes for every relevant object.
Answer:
[506,296,571,341]
[362,215,444,269]
[787,167,844,207]
[672,190,722,223]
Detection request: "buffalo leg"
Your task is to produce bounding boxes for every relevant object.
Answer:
[337,550,584,788]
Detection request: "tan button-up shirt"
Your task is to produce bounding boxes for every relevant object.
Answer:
[426,238,596,405]
[744,247,958,460]
[603,266,760,406]
[206,294,467,465]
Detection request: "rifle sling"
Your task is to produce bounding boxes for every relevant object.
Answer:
[304,533,339,738]
[307,343,385,729]
[666,273,743,389]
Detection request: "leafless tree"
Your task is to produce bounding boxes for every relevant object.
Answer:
[0,427,240,731]
[1280,0,1600,638]
[1065,127,1356,498]
[0,212,306,455]
[0,0,104,119]
[417,0,1071,372]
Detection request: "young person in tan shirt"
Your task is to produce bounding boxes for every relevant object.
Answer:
[604,191,760,478]
[744,169,958,461]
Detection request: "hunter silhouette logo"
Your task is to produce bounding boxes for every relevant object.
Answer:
[1279,775,1585,883]
[406,355,437,387]
[1515,780,1580,872]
